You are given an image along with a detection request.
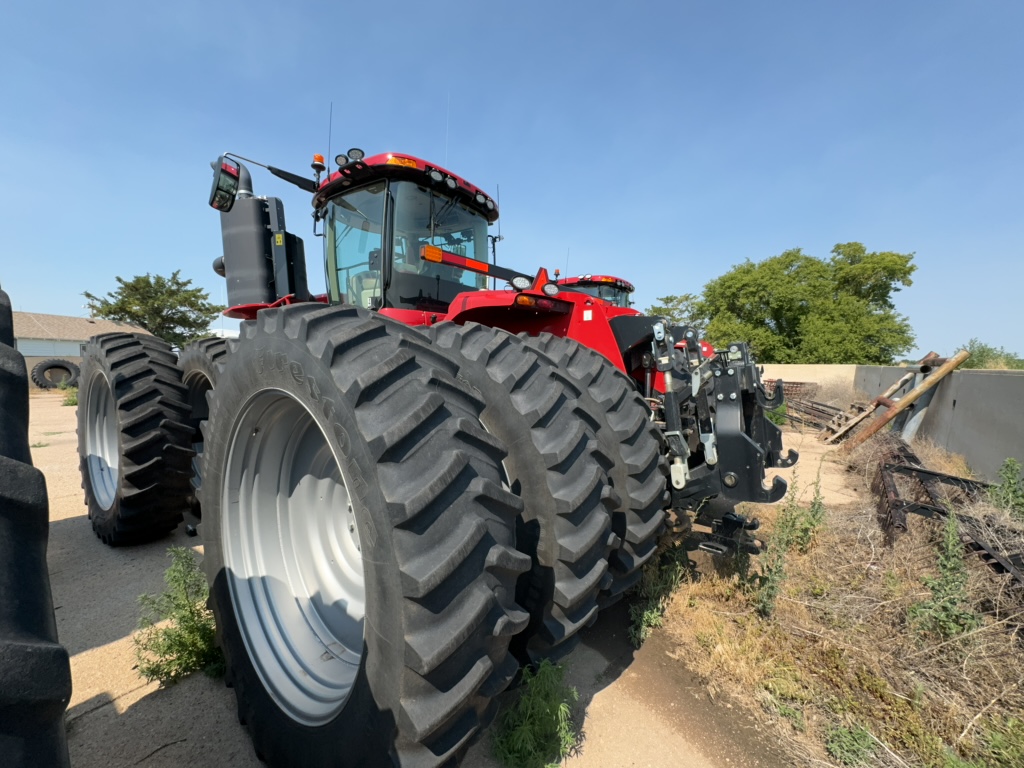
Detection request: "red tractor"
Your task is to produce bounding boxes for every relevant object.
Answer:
[76,147,796,768]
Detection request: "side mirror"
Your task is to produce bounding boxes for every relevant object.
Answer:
[209,156,241,212]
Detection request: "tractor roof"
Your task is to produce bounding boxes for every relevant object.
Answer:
[557,275,635,293]
[315,152,498,222]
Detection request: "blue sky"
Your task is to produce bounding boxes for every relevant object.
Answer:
[2,1,1021,357]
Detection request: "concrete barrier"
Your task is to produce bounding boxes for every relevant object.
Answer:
[759,365,859,398]
[855,366,1024,484]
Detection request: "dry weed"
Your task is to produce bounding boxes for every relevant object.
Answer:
[911,438,974,479]
[813,378,869,409]
[661,485,1024,767]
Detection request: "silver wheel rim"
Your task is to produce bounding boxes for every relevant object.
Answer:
[223,389,365,726]
[85,372,119,510]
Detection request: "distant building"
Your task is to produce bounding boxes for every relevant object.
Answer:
[12,312,149,368]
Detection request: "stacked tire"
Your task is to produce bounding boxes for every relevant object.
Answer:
[0,284,72,768]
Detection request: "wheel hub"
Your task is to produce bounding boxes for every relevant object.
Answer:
[222,390,365,726]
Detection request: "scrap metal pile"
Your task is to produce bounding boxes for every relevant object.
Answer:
[772,348,1023,592]
[872,437,1024,590]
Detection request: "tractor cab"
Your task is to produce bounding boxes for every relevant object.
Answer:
[557,275,634,308]
[208,150,500,318]
[315,152,499,314]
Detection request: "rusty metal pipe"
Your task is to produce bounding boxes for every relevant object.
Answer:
[845,349,970,451]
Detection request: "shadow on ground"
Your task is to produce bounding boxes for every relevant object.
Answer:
[66,674,260,768]
[48,512,203,657]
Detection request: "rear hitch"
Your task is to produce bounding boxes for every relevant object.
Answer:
[696,512,764,556]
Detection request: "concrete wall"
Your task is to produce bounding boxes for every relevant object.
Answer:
[760,364,858,388]
[854,366,1024,483]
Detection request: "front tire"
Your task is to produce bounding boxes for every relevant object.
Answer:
[201,305,529,767]
[77,333,192,545]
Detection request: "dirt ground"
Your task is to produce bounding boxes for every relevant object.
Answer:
[32,389,834,768]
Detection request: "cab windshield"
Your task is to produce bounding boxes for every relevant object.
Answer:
[324,180,489,311]
[569,283,632,308]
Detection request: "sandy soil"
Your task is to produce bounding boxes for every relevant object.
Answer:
[32,389,808,768]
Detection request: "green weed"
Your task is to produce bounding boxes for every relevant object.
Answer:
[776,701,806,731]
[493,660,580,768]
[765,404,788,426]
[826,724,876,766]
[134,547,223,685]
[908,513,979,640]
[799,468,827,554]
[973,716,1024,767]
[628,545,689,647]
[60,385,78,406]
[750,479,823,617]
[30,442,48,448]
[989,458,1024,519]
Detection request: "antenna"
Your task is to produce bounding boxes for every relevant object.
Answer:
[493,184,503,290]
[327,102,334,170]
[444,91,450,166]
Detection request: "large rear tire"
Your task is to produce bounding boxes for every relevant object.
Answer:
[177,337,228,516]
[77,333,192,545]
[423,323,616,663]
[520,334,668,604]
[200,305,529,767]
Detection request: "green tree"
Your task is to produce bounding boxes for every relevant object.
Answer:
[956,339,1024,370]
[84,271,224,347]
[644,293,706,335]
[696,243,916,364]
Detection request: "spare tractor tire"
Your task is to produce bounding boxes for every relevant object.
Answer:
[520,334,669,605]
[77,333,193,545]
[200,305,530,768]
[177,337,228,516]
[30,358,79,389]
[0,286,72,768]
[423,322,616,664]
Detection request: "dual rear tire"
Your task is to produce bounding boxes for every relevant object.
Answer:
[200,307,530,767]
[177,337,228,515]
[422,323,618,663]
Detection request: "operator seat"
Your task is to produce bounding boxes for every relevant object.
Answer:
[392,247,419,275]
[349,271,380,309]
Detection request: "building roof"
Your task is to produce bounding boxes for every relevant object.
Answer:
[12,311,149,342]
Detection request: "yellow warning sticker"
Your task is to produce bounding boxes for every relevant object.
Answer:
[275,233,284,246]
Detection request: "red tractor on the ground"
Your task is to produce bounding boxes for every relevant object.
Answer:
[76,148,796,768]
